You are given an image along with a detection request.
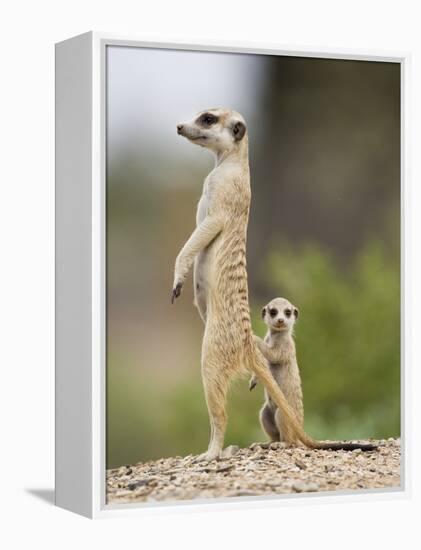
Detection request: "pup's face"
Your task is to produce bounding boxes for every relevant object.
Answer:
[262,297,299,333]
[177,108,247,154]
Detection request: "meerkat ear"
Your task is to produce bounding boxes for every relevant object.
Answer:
[293,307,299,319]
[232,120,246,141]
[261,307,266,319]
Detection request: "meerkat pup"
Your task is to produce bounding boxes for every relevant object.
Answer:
[249,298,303,443]
[250,297,376,451]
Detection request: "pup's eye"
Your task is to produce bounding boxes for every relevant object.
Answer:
[204,116,214,124]
[284,309,292,318]
[269,308,278,317]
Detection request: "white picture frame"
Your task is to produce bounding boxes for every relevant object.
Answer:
[55,31,410,519]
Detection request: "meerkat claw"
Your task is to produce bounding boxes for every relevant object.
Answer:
[249,377,257,391]
[171,282,183,304]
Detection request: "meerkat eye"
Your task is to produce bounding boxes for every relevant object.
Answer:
[284,308,292,318]
[269,308,278,318]
[199,113,218,126]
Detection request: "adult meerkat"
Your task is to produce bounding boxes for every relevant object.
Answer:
[250,297,376,451]
[172,108,373,460]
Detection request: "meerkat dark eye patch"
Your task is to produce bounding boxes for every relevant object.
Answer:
[232,120,246,141]
[269,308,278,318]
[284,308,292,318]
[197,113,219,127]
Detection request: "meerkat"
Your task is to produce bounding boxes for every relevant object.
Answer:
[250,297,376,451]
[172,108,374,460]
[249,298,303,443]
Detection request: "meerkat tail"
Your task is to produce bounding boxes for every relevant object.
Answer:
[315,441,377,451]
[247,346,377,452]
[246,346,311,446]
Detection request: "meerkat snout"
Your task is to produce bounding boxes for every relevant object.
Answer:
[177,124,184,134]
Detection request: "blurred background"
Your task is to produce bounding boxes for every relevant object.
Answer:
[106,46,400,469]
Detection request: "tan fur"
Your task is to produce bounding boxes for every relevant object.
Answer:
[249,298,304,442]
[172,109,311,459]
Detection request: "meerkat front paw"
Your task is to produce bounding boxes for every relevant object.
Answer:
[171,279,184,304]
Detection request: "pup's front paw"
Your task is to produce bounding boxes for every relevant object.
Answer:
[249,376,258,391]
[171,279,184,304]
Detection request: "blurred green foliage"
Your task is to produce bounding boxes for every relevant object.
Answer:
[107,241,400,468]
[263,241,400,440]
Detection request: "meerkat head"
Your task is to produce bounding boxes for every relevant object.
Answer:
[176,108,247,155]
[261,297,299,333]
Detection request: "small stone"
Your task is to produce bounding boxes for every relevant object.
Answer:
[292,481,319,493]
[250,442,270,450]
[295,459,307,470]
[270,441,288,450]
[250,452,263,461]
[128,479,150,491]
[215,464,234,473]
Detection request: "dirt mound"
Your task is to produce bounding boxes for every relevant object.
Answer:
[106,438,400,505]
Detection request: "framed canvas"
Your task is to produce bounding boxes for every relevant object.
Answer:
[55,32,410,518]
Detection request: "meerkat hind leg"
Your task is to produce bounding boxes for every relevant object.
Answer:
[274,408,285,442]
[197,355,230,462]
[260,403,280,442]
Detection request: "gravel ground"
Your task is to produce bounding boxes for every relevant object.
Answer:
[106,438,400,504]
